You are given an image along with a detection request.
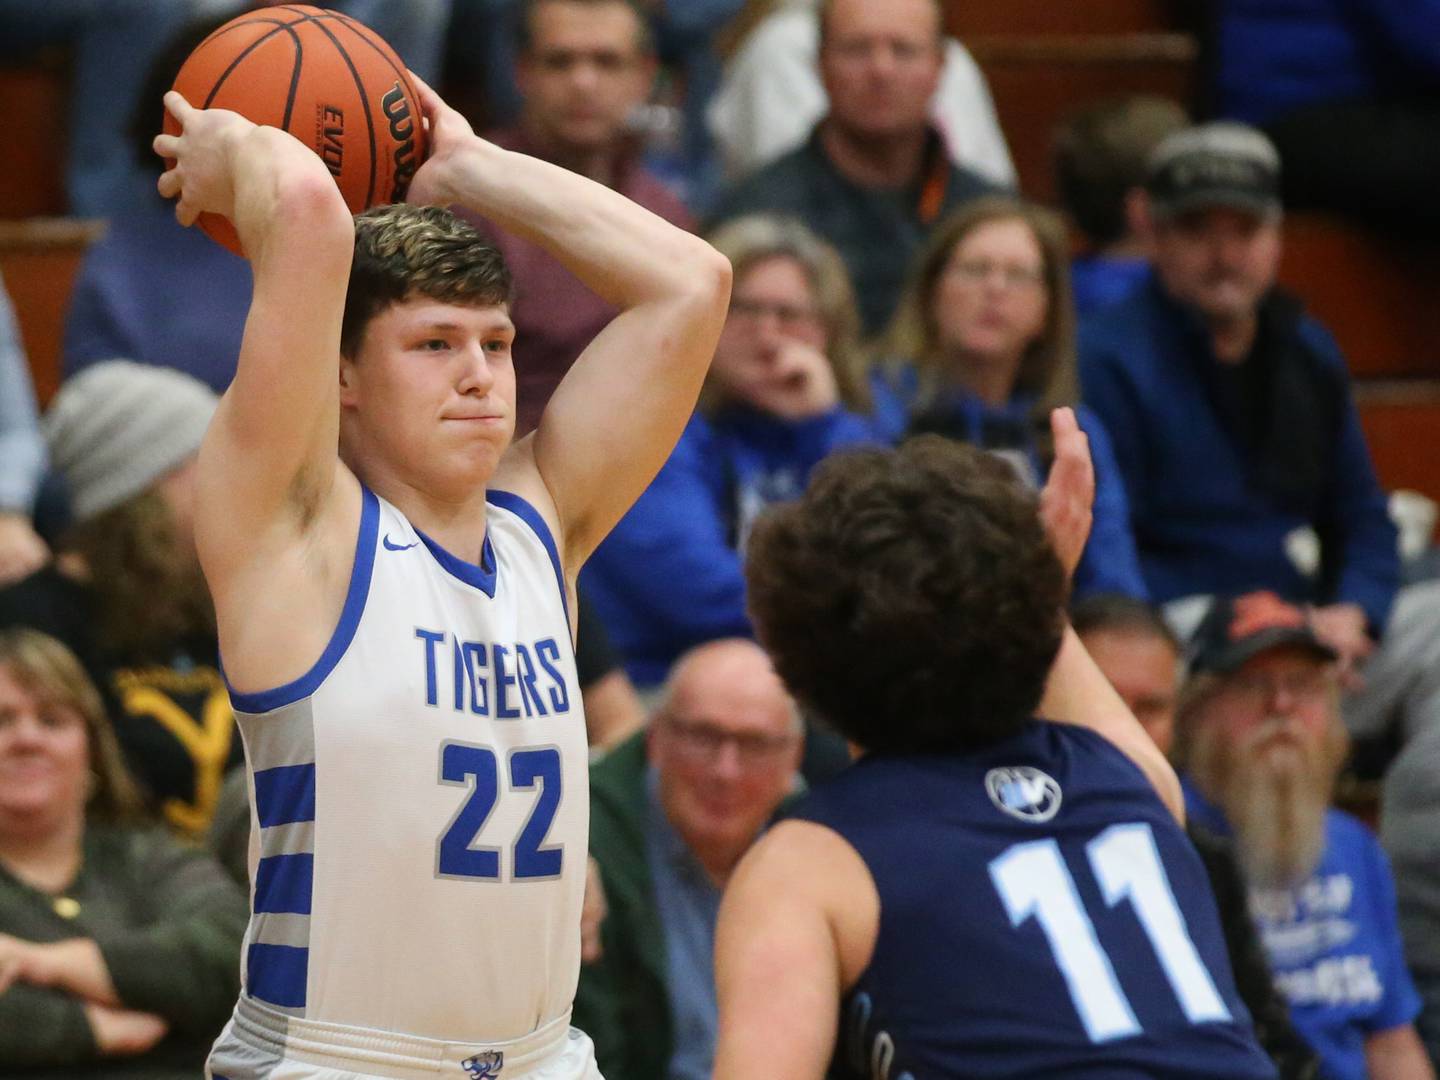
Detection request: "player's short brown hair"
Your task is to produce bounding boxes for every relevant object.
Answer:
[341,204,512,358]
[745,436,1067,754]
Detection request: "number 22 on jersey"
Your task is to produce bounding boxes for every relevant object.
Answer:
[989,822,1231,1043]
[436,741,564,881]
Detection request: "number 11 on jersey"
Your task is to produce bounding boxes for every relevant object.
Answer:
[988,822,1231,1043]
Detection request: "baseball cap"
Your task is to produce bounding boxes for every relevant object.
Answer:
[1187,591,1337,675]
[1145,121,1282,221]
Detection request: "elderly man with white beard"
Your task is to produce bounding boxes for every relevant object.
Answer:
[1174,591,1434,1080]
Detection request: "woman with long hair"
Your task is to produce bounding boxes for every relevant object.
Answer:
[881,195,1145,598]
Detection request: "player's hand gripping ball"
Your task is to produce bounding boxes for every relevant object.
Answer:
[163,5,425,254]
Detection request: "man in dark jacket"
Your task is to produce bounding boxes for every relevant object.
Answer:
[573,639,802,1080]
[1078,121,1440,1065]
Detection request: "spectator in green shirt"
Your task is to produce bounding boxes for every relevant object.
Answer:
[0,627,246,1079]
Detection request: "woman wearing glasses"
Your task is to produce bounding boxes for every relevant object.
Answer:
[880,195,1146,599]
[583,215,891,693]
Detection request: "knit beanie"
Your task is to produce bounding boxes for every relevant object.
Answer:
[42,361,219,522]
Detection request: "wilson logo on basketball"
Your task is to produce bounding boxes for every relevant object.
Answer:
[318,105,344,177]
[383,83,419,201]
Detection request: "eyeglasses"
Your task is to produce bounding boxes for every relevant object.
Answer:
[1220,667,1336,708]
[728,296,823,331]
[662,716,798,766]
[943,258,1045,291]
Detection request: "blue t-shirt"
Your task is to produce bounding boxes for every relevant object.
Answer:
[1184,779,1421,1080]
[792,723,1277,1079]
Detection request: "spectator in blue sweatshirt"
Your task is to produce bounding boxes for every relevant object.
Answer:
[877,195,1146,600]
[1079,122,1440,1059]
[583,215,884,688]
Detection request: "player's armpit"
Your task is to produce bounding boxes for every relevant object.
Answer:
[713,820,878,1080]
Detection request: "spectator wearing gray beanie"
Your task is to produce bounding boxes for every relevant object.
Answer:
[43,359,218,524]
[0,359,240,837]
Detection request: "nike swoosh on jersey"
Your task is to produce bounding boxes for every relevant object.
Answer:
[383,535,419,551]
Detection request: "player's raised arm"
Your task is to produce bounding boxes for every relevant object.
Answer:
[1037,408,1184,822]
[154,91,355,584]
[405,76,732,569]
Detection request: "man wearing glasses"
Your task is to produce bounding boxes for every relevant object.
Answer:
[571,638,802,1080]
[1174,592,1432,1080]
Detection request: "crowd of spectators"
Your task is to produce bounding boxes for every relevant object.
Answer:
[3,0,1440,1075]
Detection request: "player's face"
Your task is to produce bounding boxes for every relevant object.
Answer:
[651,657,800,872]
[341,299,517,492]
[518,0,655,156]
[0,665,90,830]
[711,255,830,411]
[1079,629,1179,756]
[820,0,942,139]
[1152,206,1282,326]
[931,218,1049,373]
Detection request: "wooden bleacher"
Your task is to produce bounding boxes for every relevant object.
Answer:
[942,0,1198,203]
[1355,383,1440,506]
[0,219,105,408]
[0,55,69,220]
[1278,215,1440,380]
[970,34,1197,205]
[943,0,1191,37]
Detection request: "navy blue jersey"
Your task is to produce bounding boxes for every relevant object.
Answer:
[792,720,1278,1080]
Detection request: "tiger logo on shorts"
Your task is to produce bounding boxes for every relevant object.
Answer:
[462,1050,504,1079]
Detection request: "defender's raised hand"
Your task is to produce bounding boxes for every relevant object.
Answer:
[1038,407,1095,578]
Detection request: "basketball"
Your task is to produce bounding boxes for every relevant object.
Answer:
[165,5,426,254]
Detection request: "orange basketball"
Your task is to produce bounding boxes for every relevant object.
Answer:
[165,4,426,254]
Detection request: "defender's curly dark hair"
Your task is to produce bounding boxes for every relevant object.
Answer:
[745,436,1068,755]
[341,204,513,358]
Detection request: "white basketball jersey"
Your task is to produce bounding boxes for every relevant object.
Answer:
[228,487,587,1044]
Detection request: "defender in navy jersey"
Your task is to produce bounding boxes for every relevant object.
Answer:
[155,67,730,1080]
[712,421,1277,1080]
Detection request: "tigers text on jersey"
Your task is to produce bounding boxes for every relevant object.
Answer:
[793,721,1279,1080]
[224,487,588,1048]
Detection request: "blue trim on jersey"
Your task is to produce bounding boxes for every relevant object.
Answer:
[226,486,380,714]
[253,764,316,828]
[247,943,308,1009]
[254,853,315,915]
[413,525,498,598]
[487,490,570,625]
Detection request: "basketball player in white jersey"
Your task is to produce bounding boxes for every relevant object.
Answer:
[152,71,731,1080]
